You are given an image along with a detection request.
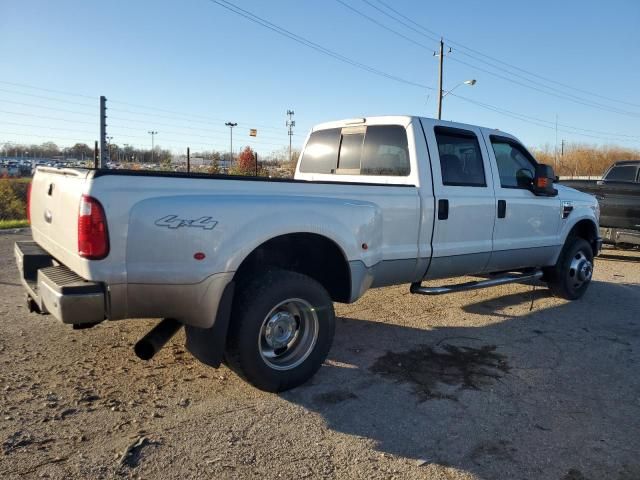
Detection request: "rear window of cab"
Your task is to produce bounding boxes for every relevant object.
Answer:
[300,125,410,176]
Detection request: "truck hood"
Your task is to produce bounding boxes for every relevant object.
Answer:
[556,184,597,205]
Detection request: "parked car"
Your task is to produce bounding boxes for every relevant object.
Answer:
[0,161,20,177]
[15,115,601,391]
[562,160,640,248]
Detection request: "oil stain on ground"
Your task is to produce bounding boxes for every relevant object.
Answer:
[370,343,509,401]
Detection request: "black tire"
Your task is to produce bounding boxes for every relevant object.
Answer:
[225,270,335,392]
[544,237,594,300]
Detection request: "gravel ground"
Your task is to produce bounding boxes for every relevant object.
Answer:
[1,231,639,480]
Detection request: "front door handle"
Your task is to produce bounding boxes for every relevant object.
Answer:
[497,199,506,218]
[438,199,449,220]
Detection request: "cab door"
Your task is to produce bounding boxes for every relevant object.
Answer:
[421,121,497,279]
[482,132,561,271]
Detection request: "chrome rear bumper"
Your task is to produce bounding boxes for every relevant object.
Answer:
[14,241,105,325]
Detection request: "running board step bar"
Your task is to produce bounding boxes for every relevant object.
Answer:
[410,270,543,296]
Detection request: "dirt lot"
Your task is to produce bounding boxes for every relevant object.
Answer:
[0,231,639,480]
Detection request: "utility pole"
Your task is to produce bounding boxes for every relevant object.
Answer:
[286,110,295,163]
[561,139,565,157]
[225,122,237,164]
[187,147,190,173]
[94,140,98,168]
[148,131,157,163]
[436,38,444,120]
[254,151,258,176]
[99,96,108,168]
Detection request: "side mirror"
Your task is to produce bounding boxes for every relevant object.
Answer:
[532,164,558,196]
[515,168,534,188]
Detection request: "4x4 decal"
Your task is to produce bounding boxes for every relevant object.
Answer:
[155,215,218,230]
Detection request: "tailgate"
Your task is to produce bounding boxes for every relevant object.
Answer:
[30,167,91,272]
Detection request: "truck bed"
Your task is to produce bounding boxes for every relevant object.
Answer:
[561,179,640,231]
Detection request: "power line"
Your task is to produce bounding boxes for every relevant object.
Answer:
[447,55,640,118]
[108,117,292,145]
[0,121,96,136]
[208,0,638,145]
[0,79,305,134]
[449,93,640,144]
[371,0,640,110]
[207,0,434,91]
[0,131,91,142]
[0,109,96,126]
[334,0,429,51]
[333,0,640,132]
[0,98,96,117]
[108,108,293,141]
[0,110,295,147]
[0,80,95,100]
[0,87,95,108]
[0,96,298,140]
[109,99,296,134]
[345,0,640,117]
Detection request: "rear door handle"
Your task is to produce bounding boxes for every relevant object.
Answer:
[438,199,449,220]
[497,199,506,218]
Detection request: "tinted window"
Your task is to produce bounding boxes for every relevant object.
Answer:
[361,126,410,176]
[299,128,340,174]
[434,128,486,186]
[337,132,364,173]
[605,165,638,182]
[490,139,537,188]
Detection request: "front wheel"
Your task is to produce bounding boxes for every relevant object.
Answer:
[225,270,335,392]
[544,237,594,300]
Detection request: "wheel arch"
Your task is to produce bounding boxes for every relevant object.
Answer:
[565,218,599,255]
[233,232,352,304]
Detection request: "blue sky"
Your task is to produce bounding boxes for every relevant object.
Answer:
[1,0,639,155]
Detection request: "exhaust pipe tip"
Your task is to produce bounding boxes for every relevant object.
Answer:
[134,341,157,361]
[134,318,182,361]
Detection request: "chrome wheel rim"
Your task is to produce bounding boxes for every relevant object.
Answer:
[567,250,593,290]
[258,298,319,371]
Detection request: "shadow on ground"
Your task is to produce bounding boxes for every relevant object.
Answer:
[284,281,640,480]
[598,252,640,264]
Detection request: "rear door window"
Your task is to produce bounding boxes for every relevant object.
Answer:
[434,127,486,187]
[605,165,638,182]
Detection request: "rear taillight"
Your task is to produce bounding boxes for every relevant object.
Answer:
[78,195,109,259]
[26,182,32,223]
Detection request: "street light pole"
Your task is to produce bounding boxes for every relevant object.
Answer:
[148,131,157,163]
[225,122,237,164]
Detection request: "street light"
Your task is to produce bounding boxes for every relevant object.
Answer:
[441,79,477,99]
[225,122,237,163]
[148,131,158,163]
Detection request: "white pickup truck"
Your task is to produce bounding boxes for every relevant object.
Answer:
[16,115,601,391]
